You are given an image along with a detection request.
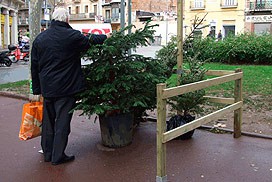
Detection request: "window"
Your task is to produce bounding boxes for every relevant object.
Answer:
[193,29,202,38]
[75,6,79,14]
[85,5,88,13]
[224,0,236,6]
[105,10,110,20]
[112,7,119,19]
[223,25,235,37]
[210,26,216,38]
[254,23,270,34]
[194,0,204,8]
[68,7,71,14]
[94,5,97,15]
[256,0,265,9]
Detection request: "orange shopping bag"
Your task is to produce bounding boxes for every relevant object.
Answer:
[19,102,43,141]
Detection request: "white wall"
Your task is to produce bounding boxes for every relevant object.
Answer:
[133,20,178,45]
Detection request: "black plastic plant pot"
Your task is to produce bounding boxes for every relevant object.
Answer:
[99,112,134,148]
[166,114,195,140]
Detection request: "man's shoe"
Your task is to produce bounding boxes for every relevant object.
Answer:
[52,155,75,165]
[44,155,51,162]
[44,158,51,162]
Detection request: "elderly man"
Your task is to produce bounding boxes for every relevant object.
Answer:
[31,7,110,165]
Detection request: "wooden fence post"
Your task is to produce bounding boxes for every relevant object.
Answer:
[156,83,167,182]
[234,68,243,138]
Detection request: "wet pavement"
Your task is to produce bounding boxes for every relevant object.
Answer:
[0,62,29,84]
[0,95,272,182]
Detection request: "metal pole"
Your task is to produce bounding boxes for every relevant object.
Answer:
[165,0,168,44]
[53,0,56,11]
[45,0,48,29]
[128,0,132,55]
[128,0,131,32]
[120,0,125,29]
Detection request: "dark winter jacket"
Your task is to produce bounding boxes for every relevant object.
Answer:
[31,20,107,97]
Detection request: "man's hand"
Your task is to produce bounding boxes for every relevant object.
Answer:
[106,33,112,39]
[29,94,42,102]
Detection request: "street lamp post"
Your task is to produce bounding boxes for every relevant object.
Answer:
[120,0,125,29]
[165,0,168,44]
[128,0,132,55]
[45,0,48,29]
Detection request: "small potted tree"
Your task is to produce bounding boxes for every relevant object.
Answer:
[156,14,208,139]
[75,22,167,147]
[167,54,207,139]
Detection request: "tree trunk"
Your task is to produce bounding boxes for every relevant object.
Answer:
[28,0,43,99]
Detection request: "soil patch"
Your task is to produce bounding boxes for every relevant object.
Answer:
[146,94,272,136]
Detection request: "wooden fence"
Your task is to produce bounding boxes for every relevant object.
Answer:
[156,69,243,182]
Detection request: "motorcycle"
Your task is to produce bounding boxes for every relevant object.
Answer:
[8,43,30,63]
[0,50,12,67]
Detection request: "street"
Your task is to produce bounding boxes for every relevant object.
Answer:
[0,61,29,84]
[0,46,162,84]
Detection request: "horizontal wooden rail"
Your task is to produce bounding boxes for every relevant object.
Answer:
[162,101,243,143]
[206,70,235,76]
[204,96,235,104]
[157,68,243,181]
[162,72,243,99]
[181,69,235,76]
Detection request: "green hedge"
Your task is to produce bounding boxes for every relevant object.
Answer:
[187,33,272,65]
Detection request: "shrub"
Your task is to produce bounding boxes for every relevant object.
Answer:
[193,33,272,65]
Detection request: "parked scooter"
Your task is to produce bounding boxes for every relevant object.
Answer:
[0,50,12,67]
[8,43,30,63]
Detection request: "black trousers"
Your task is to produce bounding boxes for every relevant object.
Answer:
[41,96,76,163]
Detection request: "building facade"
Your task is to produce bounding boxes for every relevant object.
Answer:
[102,0,124,30]
[245,0,272,34]
[18,0,55,34]
[132,0,177,13]
[0,0,24,49]
[65,0,102,24]
[32,0,177,32]
[184,0,246,39]
[101,0,177,30]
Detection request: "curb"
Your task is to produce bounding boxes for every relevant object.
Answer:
[0,91,29,101]
[145,116,272,140]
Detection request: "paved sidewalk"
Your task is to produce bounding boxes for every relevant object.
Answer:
[0,96,272,182]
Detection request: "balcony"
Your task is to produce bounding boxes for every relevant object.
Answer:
[19,3,29,10]
[110,0,121,3]
[89,13,96,19]
[247,1,272,11]
[104,18,111,23]
[190,0,205,10]
[220,0,238,8]
[70,13,96,20]
[18,18,29,25]
[102,0,111,5]
[15,0,25,5]
[72,0,81,3]
[111,16,120,23]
